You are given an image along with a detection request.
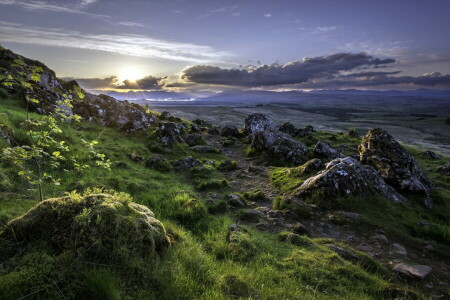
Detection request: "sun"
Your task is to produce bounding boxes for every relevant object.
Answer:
[117,67,144,83]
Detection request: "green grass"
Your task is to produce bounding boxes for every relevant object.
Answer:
[0,94,430,299]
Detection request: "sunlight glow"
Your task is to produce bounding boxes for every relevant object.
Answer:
[117,67,145,83]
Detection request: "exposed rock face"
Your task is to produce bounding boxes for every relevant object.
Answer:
[0,193,169,262]
[279,122,297,136]
[251,130,308,165]
[313,141,342,158]
[437,162,450,175]
[359,128,433,207]
[296,157,406,205]
[244,113,276,134]
[220,124,240,137]
[156,122,186,147]
[74,94,158,131]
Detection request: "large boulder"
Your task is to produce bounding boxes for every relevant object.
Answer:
[251,130,308,165]
[359,128,433,207]
[0,192,169,263]
[437,162,450,175]
[296,157,406,206]
[220,124,240,138]
[244,113,276,134]
[278,122,297,136]
[156,122,186,147]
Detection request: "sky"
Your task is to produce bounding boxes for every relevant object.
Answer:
[1,0,450,93]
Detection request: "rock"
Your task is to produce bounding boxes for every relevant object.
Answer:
[189,123,201,133]
[0,193,169,263]
[183,133,204,146]
[278,122,297,136]
[193,118,212,128]
[359,128,434,207]
[171,156,202,170]
[356,244,374,253]
[238,209,261,222]
[393,263,432,279]
[244,113,276,134]
[290,223,309,235]
[296,157,406,206]
[437,163,450,175]
[208,125,221,135]
[422,150,441,159]
[392,243,407,256]
[251,130,308,165]
[191,145,221,153]
[226,194,245,207]
[157,122,186,147]
[347,130,359,138]
[288,158,323,176]
[159,111,173,120]
[220,124,240,137]
[145,155,173,171]
[296,125,314,137]
[337,211,362,220]
[423,244,434,252]
[313,141,342,158]
[218,160,238,171]
[370,234,388,243]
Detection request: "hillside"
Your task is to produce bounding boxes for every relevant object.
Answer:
[0,46,449,299]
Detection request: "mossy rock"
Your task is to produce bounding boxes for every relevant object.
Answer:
[0,192,170,263]
[196,179,229,191]
[242,189,267,202]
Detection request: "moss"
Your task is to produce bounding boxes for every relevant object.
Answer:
[278,232,313,247]
[242,188,267,202]
[196,179,229,191]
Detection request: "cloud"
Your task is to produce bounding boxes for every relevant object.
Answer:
[80,0,97,7]
[72,75,167,90]
[200,5,239,18]
[316,26,337,31]
[263,13,272,18]
[0,21,232,62]
[182,53,396,86]
[117,21,147,28]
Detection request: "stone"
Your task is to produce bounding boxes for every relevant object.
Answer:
[392,243,407,256]
[328,244,360,262]
[171,156,202,170]
[290,223,309,235]
[359,128,434,207]
[356,244,374,253]
[220,124,240,137]
[296,157,406,206]
[296,125,314,137]
[238,209,261,222]
[437,163,450,176]
[183,133,204,146]
[157,122,186,147]
[337,211,362,220]
[193,118,212,128]
[145,155,173,171]
[393,263,432,279]
[251,130,308,165]
[313,141,342,158]
[422,150,441,159]
[218,160,238,171]
[288,158,323,176]
[244,113,276,134]
[347,130,359,138]
[278,122,297,136]
[159,111,173,120]
[370,234,388,243]
[226,194,245,207]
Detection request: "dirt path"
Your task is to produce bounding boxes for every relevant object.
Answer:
[204,133,450,299]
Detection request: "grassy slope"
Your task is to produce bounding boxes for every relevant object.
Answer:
[0,94,428,299]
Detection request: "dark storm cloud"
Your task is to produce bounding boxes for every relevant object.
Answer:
[72,75,167,90]
[182,53,396,86]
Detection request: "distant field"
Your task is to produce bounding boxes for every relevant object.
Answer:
[149,101,450,156]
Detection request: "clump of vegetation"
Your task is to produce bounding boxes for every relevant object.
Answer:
[242,188,267,202]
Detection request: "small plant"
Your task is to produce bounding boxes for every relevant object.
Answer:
[1,98,110,201]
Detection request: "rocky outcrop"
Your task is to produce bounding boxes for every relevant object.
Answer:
[171,156,202,170]
[359,128,433,207]
[183,133,204,146]
[313,141,342,159]
[0,46,159,132]
[74,93,158,131]
[421,150,440,160]
[279,122,297,136]
[156,122,186,147]
[297,125,314,137]
[244,113,276,134]
[296,157,406,206]
[251,130,308,165]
